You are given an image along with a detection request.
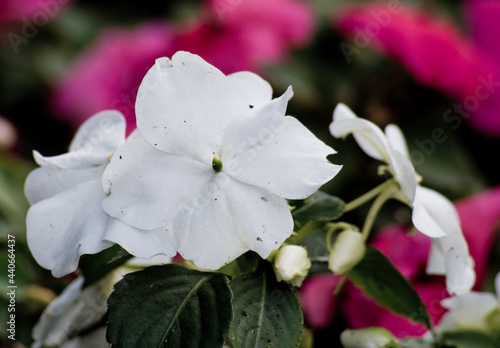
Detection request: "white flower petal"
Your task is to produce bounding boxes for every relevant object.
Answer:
[104,218,176,259]
[27,176,114,277]
[25,165,102,205]
[32,276,108,348]
[136,52,236,162]
[226,116,341,199]
[387,148,417,203]
[330,103,389,162]
[496,272,500,303]
[34,111,125,169]
[385,124,410,158]
[227,71,273,109]
[426,240,446,274]
[61,327,108,348]
[412,186,451,238]
[219,86,293,160]
[102,135,213,230]
[175,174,293,269]
[438,292,497,332]
[419,186,475,295]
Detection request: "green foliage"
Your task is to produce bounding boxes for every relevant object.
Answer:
[349,247,432,329]
[292,191,345,228]
[229,263,303,348]
[107,264,232,348]
[79,244,133,288]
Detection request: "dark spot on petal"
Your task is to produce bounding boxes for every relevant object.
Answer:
[119,155,122,159]
[261,196,268,202]
[257,237,263,242]
[249,105,254,108]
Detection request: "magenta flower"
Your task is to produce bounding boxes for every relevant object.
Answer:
[52,22,175,133]
[173,0,315,74]
[0,0,65,22]
[300,186,500,336]
[334,2,500,136]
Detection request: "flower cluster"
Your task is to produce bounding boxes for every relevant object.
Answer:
[27,51,340,276]
[25,50,481,347]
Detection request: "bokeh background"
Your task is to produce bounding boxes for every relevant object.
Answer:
[1,0,500,347]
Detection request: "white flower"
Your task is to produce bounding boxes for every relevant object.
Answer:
[340,327,399,348]
[329,103,475,295]
[102,51,341,270]
[273,245,311,287]
[437,272,500,334]
[328,229,366,274]
[32,276,109,348]
[25,111,174,277]
[32,256,170,348]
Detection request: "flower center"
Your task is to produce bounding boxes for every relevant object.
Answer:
[212,153,223,172]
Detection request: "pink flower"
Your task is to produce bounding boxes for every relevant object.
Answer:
[299,274,343,329]
[52,0,314,130]
[333,2,500,136]
[173,0,315,74]
[51,22,175,133]
[0,0,61,22]
[461,0,500,135]
[300,186,500,336]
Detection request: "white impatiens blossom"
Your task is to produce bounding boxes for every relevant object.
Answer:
[102,51,341,270]
[329,103,475,295]
[437,272,500,334]
[25,111,174,277]
[32,276,109,348]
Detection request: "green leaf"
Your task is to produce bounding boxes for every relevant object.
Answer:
[292,191,345,228]
[107,264,232,348]
[229,263,303,348]
[348,247,432,329]
[79,244,133,287]
[440,331,500,348]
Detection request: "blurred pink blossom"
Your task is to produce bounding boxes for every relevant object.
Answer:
[300,186,500,336]
[0,0,58,22]
[52,22,175,133]
[172,0,315,74]
[52,0,314,130]
[333,2,500,136]
[461,0,500,135]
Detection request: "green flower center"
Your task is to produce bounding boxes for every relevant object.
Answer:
[212,154,223,172]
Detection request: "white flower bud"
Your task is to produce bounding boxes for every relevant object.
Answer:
[328,229,366,274]
[273,245,311,287]
[340,327,399,348]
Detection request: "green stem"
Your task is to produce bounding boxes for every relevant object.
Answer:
[333,274,349,296]
[286,221,319,245]
[360,185,394,241]
[343,180,393,213]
